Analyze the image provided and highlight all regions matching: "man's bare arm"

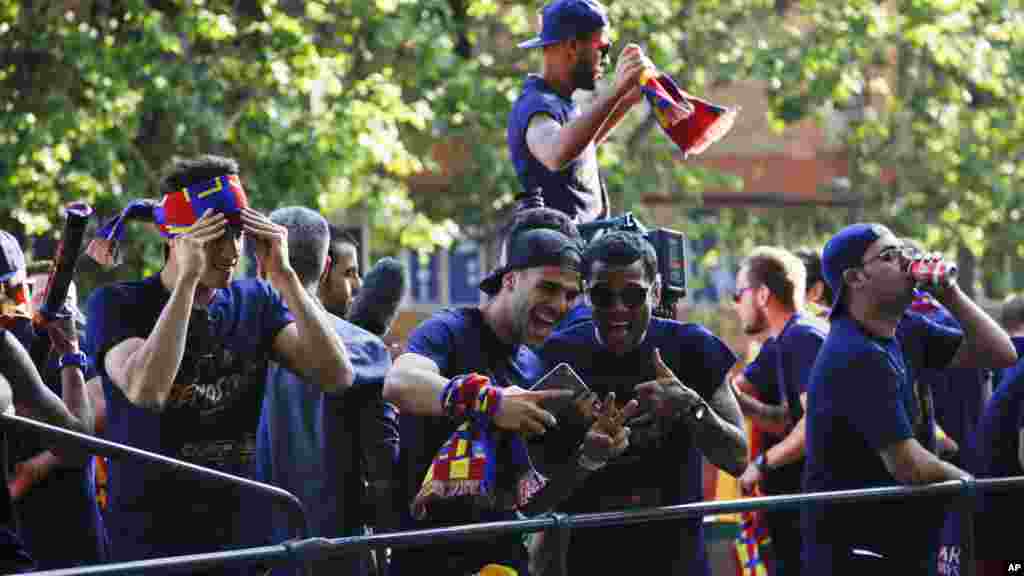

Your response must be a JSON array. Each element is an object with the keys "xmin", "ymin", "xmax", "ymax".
[
  {"xmin": 761, "ymin": 393, "xmax": 807, "ymax": 468},
  {"xmin": 105, "ymin": 211, "xmax": 228, "ymax": 409},
  {"xmin": 1, "ymin": 331, "xmax": 88, "ymax": 434},
  {"xmin": 382, "ymin": 352, "xmax": 447, "ymax": 417},
  {"xmin": 105, "ymin": 275, "xmax": 195, "ymax": 410},
  {"xmin": 594, "ymin": 86, "xmax": 642, "ymax": 146},
  {"xmin": 879, "ymin": 437, "xmax": 970, "ymax": 485},
  {"xmin": 942, "ymin": 284, "xmax": 1017, "ymax": 369},
  {"xmin": 731, "ymin": 375, "xmax": 790, "ymax": 435},
  {"xmin": 383, "ymin": 352, "xmax": 567, "ymax": 435},
  {"xmin": 526, "ymin": 44, "xmax": 648, "ymax": 171},
  {"xmin": 691, "ymin": 378, "xmax": 749, "ymax": 477}
]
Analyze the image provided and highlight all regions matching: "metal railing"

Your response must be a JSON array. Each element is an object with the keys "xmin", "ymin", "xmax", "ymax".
[
  {"xmin": 0, "ymin": 413, "xmax": 311, "ymax": 556},
  {"xmin": 23, "ymin": 473, "xmax": 1024, "ymax": 576}
]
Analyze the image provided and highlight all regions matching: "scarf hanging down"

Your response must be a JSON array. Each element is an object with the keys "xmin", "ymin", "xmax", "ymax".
[{"xmin": 413, "ymin": 373, "xmax": 547, "ymax": 520}]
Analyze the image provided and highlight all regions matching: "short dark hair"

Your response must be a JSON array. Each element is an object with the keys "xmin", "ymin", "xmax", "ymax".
[
  {"xmin": 270, "ymin": 207, "xmax": 330, "ymax": 287},
  {"xmin": 795, "ymin": 247, "xmax": 833, "ymax": 305},
  {"xmin": 742, "ymin": 246, "xmax": 806, "ymax": 311},
  {"xmin": 328, "ymin": 224, "xmax": 360, "ymax": 249},
  {"xmin": 583, "ymin": 231, "xmax": 657, "ymax": 283},
  {"xmin": 498, "ymin": 206, "xmax": 580, "ymax": 263},
  {"xmin": 1002, "ymin": 296, "xmax": 1024, "ymax": 333},
  {"xmin": 159, "ymin": 155, "xmax": 240, "ymax": 195}
]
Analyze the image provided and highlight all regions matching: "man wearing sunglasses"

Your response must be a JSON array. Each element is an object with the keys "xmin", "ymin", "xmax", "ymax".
[
  {"xmin": 539, "ymin": 230, "xmax": 747, "ymax": 575},
  {"xmin": 802, "ymin": 223, "xmax": 1017, "ymax": 575},
  {"xmin": 726, "ymin": 246, "xmax": 825, "ymax": 576},
  {"xmin": 509, "ymin": 0, "xmax": 651, "ymax": 223}
]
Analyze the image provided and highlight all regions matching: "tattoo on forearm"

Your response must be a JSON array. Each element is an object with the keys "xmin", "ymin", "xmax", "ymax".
[
  {"xmin": 738, "ymin": 394, "xmax": 790, "ymax": 425},
  {"xmin": 691, "ymin": 383, "xmax": 748, "ymax": 477}
]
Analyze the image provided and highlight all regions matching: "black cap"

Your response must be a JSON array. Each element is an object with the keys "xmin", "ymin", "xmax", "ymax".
[{"xmin": 479, "ymin": 228, "xmax": 583, "ymax": 295}]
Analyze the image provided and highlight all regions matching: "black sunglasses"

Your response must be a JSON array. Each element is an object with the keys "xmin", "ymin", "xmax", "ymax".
[{"xmin": 589, "ymin": 284, "xmax": 649, "ymax": 309}]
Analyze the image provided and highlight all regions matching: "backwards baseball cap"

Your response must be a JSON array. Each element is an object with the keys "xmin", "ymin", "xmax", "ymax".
[
  {"xmin": 0, "ymin": 231, "xmax": 26, "ymax": 284},
  {"xmin": 87, "ymin": 174, "xmax": 249, "ymax": 268},
  {"xmin": 822, "ymin": 223, "xmax": 887, "ymax": 319},
  {"xmin": 479, "ymin": 227, "xmax": 583, "ymax": 295},
  {"xmin": 518, "ymin": 0, "xmax": 609, "ymax": 49}
]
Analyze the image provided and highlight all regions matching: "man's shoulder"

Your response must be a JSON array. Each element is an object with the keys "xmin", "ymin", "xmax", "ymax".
[
  {"xmin": 783, "ymin": 317, "xmax": 827, "ymax": 347},
  {"xmin": 328, "ymin": 312, "xmax": 386, "ymax": 349},
  {"xmin": 650, "ymin": 318, "xmax": 729, "ymax": 350},
  {"xmin": 511, "ymin": 76, "xmax": 570, "ymax": 118},
  {"xmin": 407, "ymin": 307, "xmax": 482, "ymax": 347},
  {"xmin": 545, "ymin": 319, "xmax": 594, "ymax": 349},
  {"xmin": 419, "ymin": 307, "xmax": 480, "ymax": 331},
  {"xmin": 816, "ymin": 321, "xmax": 897, "ymax": 378}
]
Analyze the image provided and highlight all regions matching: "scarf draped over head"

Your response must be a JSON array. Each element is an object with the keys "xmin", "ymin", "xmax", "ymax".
[{"xmin": 86, "ymin": 174, "xmax": 249, "ymax": 268}]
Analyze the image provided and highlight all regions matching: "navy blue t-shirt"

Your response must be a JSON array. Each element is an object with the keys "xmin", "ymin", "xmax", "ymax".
[
  {"xmin": 86, "ymin": 275, "xmax": 293, "ymax": 565},
  {"xmin": 803, "ymin": 313, "xmax": 961, "ymax": 572},
  {"xmin": 540, "ymin": 317, "xmax": 737, "ymax": 576},
  {"xmin": 255, "ymin": 314, "xmax": 390, "ymax": 576},
  {"xmin": 393, "ymin": 308, "xmax": 542, "ymax": 575},
  {"xmin": 937, "ymin": 336, "xmax": 1024, "ymax": 574},
  {"xmin": 967, "ymin": 353, "xmax": 1024, "ymax": 560},
  {"xmin": 752, "ymin": 315, "xmax": 824, "ymax": 495},
  {"xmin": 507, "ymin": 75, "xmax": 608, "ymax": 223},
  {"xmin": 743, "ymin": 338, "xmax": 782, "ymax": 407}
]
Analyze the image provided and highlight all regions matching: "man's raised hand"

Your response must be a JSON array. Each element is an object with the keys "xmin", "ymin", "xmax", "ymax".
[
  {"xmin": 493, "ymin": 386, "xmax": 574, "ymax": 436},
  {"xmin": 634, "ymin": 348, "xmax": 704, "ymax": 418},
  {"xmin": 241, "ymin": 207, "xmax": 290, "ymax": 281},
  {"xmin": 171, "ymin": 209, "xmax": 225, "ymax": 283},
  {"xmin": 582, "ymin": 392, "xmax": 639, "ymax": 462}
]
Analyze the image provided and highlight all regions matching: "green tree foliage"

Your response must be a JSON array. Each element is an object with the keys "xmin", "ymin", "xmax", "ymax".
[
  {"xmin": 0, "ymin": 0, "xmax": 1021, "ymax": 299},
  {"xmin": 758, "ymin": 0, "xmax": 1024, "ymax": 295}
]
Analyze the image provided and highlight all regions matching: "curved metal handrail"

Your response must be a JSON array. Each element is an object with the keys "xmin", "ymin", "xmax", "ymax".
[
  {"xmin": 28, "ymin": 476, "xmax": 1024, "ymax": 576},
  {"xmin": 0, "ymin": 413, "xmax": 310, "ymax": 542}
]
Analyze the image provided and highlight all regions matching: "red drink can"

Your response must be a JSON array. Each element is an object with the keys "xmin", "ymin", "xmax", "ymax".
[{"xmin": 909, "ymin": 257, "xmax": 958, "ymax": 288}]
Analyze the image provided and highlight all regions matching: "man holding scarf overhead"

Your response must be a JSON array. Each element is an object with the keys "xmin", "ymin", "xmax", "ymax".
[
  {"xmin": 508, "ymin": 0, "xmax": 650, "ymax": 223},
  {"xmin": 85, "ymin": 155, "xmax": 353, "ymax": 569}
]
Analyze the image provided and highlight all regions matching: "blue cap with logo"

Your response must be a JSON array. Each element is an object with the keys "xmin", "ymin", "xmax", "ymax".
[
  {"xmin": 822, "ymin": 223, "xmax": 887, "ymax": 318},
  {"xmin": 518, "ymin": 0, "xmax": 610, "ymax": 49},
  {"xmin": 0, "ymin": 231, "xmax": 26, "ymax": 284}
]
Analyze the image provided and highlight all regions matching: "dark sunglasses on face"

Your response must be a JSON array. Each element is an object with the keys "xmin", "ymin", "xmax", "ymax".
[{"xmin": 589, "ymin": 284, "xmax": 648, "ymax": 309}]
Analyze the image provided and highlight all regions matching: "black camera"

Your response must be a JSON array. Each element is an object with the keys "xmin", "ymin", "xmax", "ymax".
[{"xmin": 513, "ymin": 193, "xmax": 688, "ymax": 317}]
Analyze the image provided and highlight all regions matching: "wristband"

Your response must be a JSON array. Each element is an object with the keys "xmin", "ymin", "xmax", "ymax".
[
  {"xmin": 439, "ymin": 373, "xmax": 503, "ymax": 422},
  {"xmin": 58, "ymin": 351, "xmax": 88, "ymax": 372}
]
